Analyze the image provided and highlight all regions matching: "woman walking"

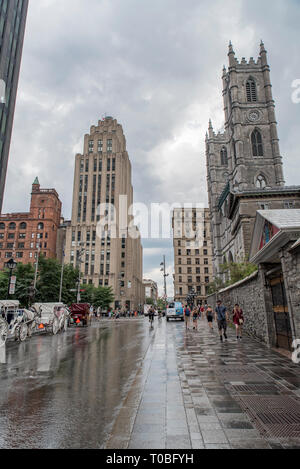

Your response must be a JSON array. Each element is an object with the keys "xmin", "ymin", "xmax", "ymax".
[
  {"xmin": 184, "ymin": 305, "xmax": 191, "ymax": 331},
  {"xmin": 233, "ymin": 304, "xmax": 244, "ymax": 340},
  {"xmin": 192, "ymin": 307, "xmax": 198, "ymax": 331},
  {"xmin": 206, "ymin": 305, "xmax": 214, "ymax": 331}
]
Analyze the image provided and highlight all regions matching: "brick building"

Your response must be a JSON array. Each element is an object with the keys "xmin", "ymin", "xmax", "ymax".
[{"xmin": 0, "ymin": 178, "xmax": 62, "ymax": 269}]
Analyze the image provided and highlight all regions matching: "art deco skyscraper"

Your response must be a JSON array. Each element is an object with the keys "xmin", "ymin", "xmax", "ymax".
[
  {"xmin": 65, "ymin": 117, "xmax": 144, "ymax": 311},
  {"xmin": 0, "ymin": 0, "xmax": 29, "ymax": 211}
]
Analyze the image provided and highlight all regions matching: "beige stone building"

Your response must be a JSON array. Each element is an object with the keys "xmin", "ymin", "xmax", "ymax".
[
  {"xmin": 143, "ymin": 279, "xmax": 158, "ymax": 305},
  {"xmin": 64, "ymin": 117, "xmax": 144, "ymax": 311},
  {"xmin": 172, "ymin": 208, "xmax": 213, "ymax": 305}
]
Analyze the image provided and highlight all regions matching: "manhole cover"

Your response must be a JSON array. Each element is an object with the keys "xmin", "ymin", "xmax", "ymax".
[{"xmin": 236, "ymin": 396, "xmax": 300, "ymax": 439}]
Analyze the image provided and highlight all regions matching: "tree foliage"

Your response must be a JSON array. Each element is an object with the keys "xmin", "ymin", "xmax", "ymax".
[
  {"xmin": 145, "ymin": 297, "xmax": 154, "ymax": 305},
  {"xmin": 0, "ymin": 256, "xmax": 113, "ymax": 308},
  {"xmin": 207, "ymin": 260, "xmax": 258, "ymax": 294},
  {"xmin": 80, "ymin": 284, "xmax": 114, "ymax": 309}
]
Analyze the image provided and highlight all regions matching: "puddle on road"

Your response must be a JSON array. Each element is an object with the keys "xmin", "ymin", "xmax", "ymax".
[{"xmin": 0, "ymin": 320, "xmax": 150, "ymax": 449}]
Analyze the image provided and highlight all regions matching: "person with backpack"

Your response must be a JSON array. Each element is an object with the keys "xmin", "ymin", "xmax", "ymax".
[
  {"xmin": 233, "ymin": 304, "xmax": 244, "ymax": 340},
  {"xmin": 184, "ymin": 305, "xmax": 191, "ymax": 331},
  {"xmin": 192, "ymin": 307, "xmax": 199, "ymax": 331},
  {"xmin": 215, "ymin": 300, "xmax": 229, "ymax": 342}
]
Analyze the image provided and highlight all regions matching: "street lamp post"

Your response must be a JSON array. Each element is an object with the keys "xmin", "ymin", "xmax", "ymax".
[
  {"xmin": 186, "ymin": 287, "xmax": 196, "ymax": 309},
  {"xmin": 76, "ymin": 247, "xmax": 85, "ymax": 303},
  {"xmin": 5, "ymin": 258, "xmax": 17, "ymax": 298},
  {"xmin": 160, "ymin": 256, "xmax": 169, "ymax": 308},
  {"xmin": 59, "ymin": 243, "xmax": 66, "ymax": 303}
]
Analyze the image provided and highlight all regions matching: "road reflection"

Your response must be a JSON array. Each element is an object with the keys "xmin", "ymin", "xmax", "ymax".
[{"xmin": 0, "ymin": 320, "xmax": 149, "ymax": 448}]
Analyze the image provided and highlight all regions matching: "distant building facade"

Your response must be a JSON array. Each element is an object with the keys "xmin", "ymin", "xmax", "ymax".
[
  {"xmin": 0, "ymin": 0, "xmax": 29, "ymax": 211},
  {"xmin": 206, "ymin": 42, "xmax": 300, "ymax": 278},
  {"xmin": 143, "ymin": 279, "xmax": 158, "ymax": 304},
  {"xmin": 64, "ymin": 117, "xmax": 144, "ymax": 311},
  {"xmin": 172, "ymin": 207, "xmax": 213, "ymax": 305},
  {"xmin": 0, "ymin": 178, "xmax": 62, "ymax": 269}
]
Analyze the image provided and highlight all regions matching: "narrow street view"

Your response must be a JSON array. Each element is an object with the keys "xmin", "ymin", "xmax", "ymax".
[{"xmin": 1, "ymin": 317, "xmax": 299, "ymax": 449}]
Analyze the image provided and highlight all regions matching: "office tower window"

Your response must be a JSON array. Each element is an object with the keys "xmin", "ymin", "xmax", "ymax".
[
  {"xmin": 98, "ymin": 140, "xmax": 103, "ymax": 153},
  {"xmin": 107, "ymin": 139, "xmax": 112, "ymax": 153},
  {"xmin": 88, "ymin": 140, "xmax": 94, "ymax": 154}
]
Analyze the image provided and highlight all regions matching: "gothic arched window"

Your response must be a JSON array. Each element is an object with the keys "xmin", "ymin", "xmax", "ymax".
[
  {"xmin": 220, "ymin": 147, "xmax": 228, "ymax": 166},
  {"xmin": 256, "ymin": 174, "xmax": 267, "ymax": 189},
  {"xmin": 246, "ymin": 78, "xmax": 257, "ymax": 102},
  {"xmin": 9, "ymin": 223, "xmax": 16, "ymax": 230},
  {"xmin": 20, "ymin": 222, "xmax": 27, "ymax": 230},
  {"xmin": 251, "ymin": 129, "xmax": 263, "ymax": 157}
]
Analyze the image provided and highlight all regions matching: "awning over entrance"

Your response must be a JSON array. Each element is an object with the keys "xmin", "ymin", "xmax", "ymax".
[{"xmin": 250, "ymin": 209, "xmax": 300, "ymax": 264}]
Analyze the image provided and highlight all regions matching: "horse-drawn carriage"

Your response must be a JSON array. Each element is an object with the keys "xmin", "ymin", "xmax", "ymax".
[
  {"xmin": 32, "ymin": 303, "xmax": 70, "ymax": 335},
  {"xmin": 0, "ymin": 300, "xmax": 38, "ymax": 345}
]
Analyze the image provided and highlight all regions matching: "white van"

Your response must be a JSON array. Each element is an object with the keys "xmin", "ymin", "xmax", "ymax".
[{"xmin": 166, "ymin": 302, "xmax": 184, "ymax": 322}]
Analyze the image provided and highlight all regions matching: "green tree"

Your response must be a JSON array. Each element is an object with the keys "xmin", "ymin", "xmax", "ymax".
[
  {"xmin": 207, "ymin": 259, "xmax": 258, "ymax": 294},
  {"xmin": 221, "ymin": 260, "xmax": 258, "ymax": 286},
  {"xmin": 34, "ymin": 256, "xmax": 79, "ymax": 305},
  {"xmin": 0, "ymin": 270, "xmax": 9, "ymax": 300},
  {"xmin": 79, "ymin": 284, "xmax": 95, "ymax": 304},
  {"xmin": 35, "ymin": 256, "xmax": 61, "ymax": 303},
  {"xmin": 145, "ymin": 297, "xmax": 154, "ymax": 305},
  {"xmin": 14, "ymin": 263, "xmax": 35, "ymax": 306},
  {"xmin": 93, "ymin": 287, "xmax": 114, "ymax": 310},
  {"xmin": 61, "ymin": 264, "xmax": 80, "ymax": 305}
]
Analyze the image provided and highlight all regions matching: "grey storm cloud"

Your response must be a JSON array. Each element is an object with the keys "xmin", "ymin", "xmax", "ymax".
[{"xmin": 4, "ymin": 0, "xmax": 300, "ymax": 295}]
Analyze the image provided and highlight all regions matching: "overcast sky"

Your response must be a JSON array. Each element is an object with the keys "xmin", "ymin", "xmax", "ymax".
[{"xmin": 3, "ymin": 0, "xmax": 300, "ymax": 296}]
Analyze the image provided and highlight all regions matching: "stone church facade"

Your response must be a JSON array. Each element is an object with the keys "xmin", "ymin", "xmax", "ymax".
[{"xmin": 206, "ymin": 42, "xmax": 300, "ymax": 277}]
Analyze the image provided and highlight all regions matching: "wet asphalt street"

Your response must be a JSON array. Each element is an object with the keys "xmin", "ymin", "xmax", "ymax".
[
  {"xmin": 0, "ymin": 318, "xmax": 150, "ymax": 449},
  {"xmin": 0, "ymin": 316, "xmax": 300, "ymax": 449}
]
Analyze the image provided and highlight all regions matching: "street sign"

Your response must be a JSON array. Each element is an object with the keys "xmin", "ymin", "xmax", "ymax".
[
  {"xmin": 69, "ymin": 289, "xmax": 77, "ymax": 292},
  {"xmin": 10, "ymin": 276, "xmax": 17, "ymax": 285},
  {"xmin": 9, "ymin": 284, "xmax": 15, "ymax": 295}
]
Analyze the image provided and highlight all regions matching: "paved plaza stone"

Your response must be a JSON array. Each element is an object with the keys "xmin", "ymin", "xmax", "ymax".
[{"xmin": 105, "ymin": 317, "xmax": 300, "ymax": 450}]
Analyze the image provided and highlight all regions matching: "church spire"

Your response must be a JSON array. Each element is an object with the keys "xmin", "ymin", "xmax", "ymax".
[
  {"xmin": 260, "ymin": 40, "xmax": 268, "ymax": 66},
  {"xmin": 208, "ymin": 119, "xmax": 214, "ymax": 138},
  {"xmin": 228, "ymin": 41, "xmax": 236, "ymax": 67}
]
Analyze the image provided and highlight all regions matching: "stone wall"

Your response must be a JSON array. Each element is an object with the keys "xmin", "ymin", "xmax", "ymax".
[
  {"xmin": 281, "ymin": 246, "xmax": 300, "ymax": 342},
  {"xmin": 207, "ymin": 269, "xmax": 272, "ymax": 345}
]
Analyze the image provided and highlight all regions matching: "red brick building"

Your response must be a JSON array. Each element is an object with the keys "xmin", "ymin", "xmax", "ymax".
[{"xmin": 0, "ymin": 178, "xmax": 62, "ymax": 269}]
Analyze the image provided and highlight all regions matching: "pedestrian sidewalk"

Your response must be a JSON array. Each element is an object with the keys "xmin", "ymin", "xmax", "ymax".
[{"xmin": 105, "ymin": 318, "xmax": 300, "ymax": 449}]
